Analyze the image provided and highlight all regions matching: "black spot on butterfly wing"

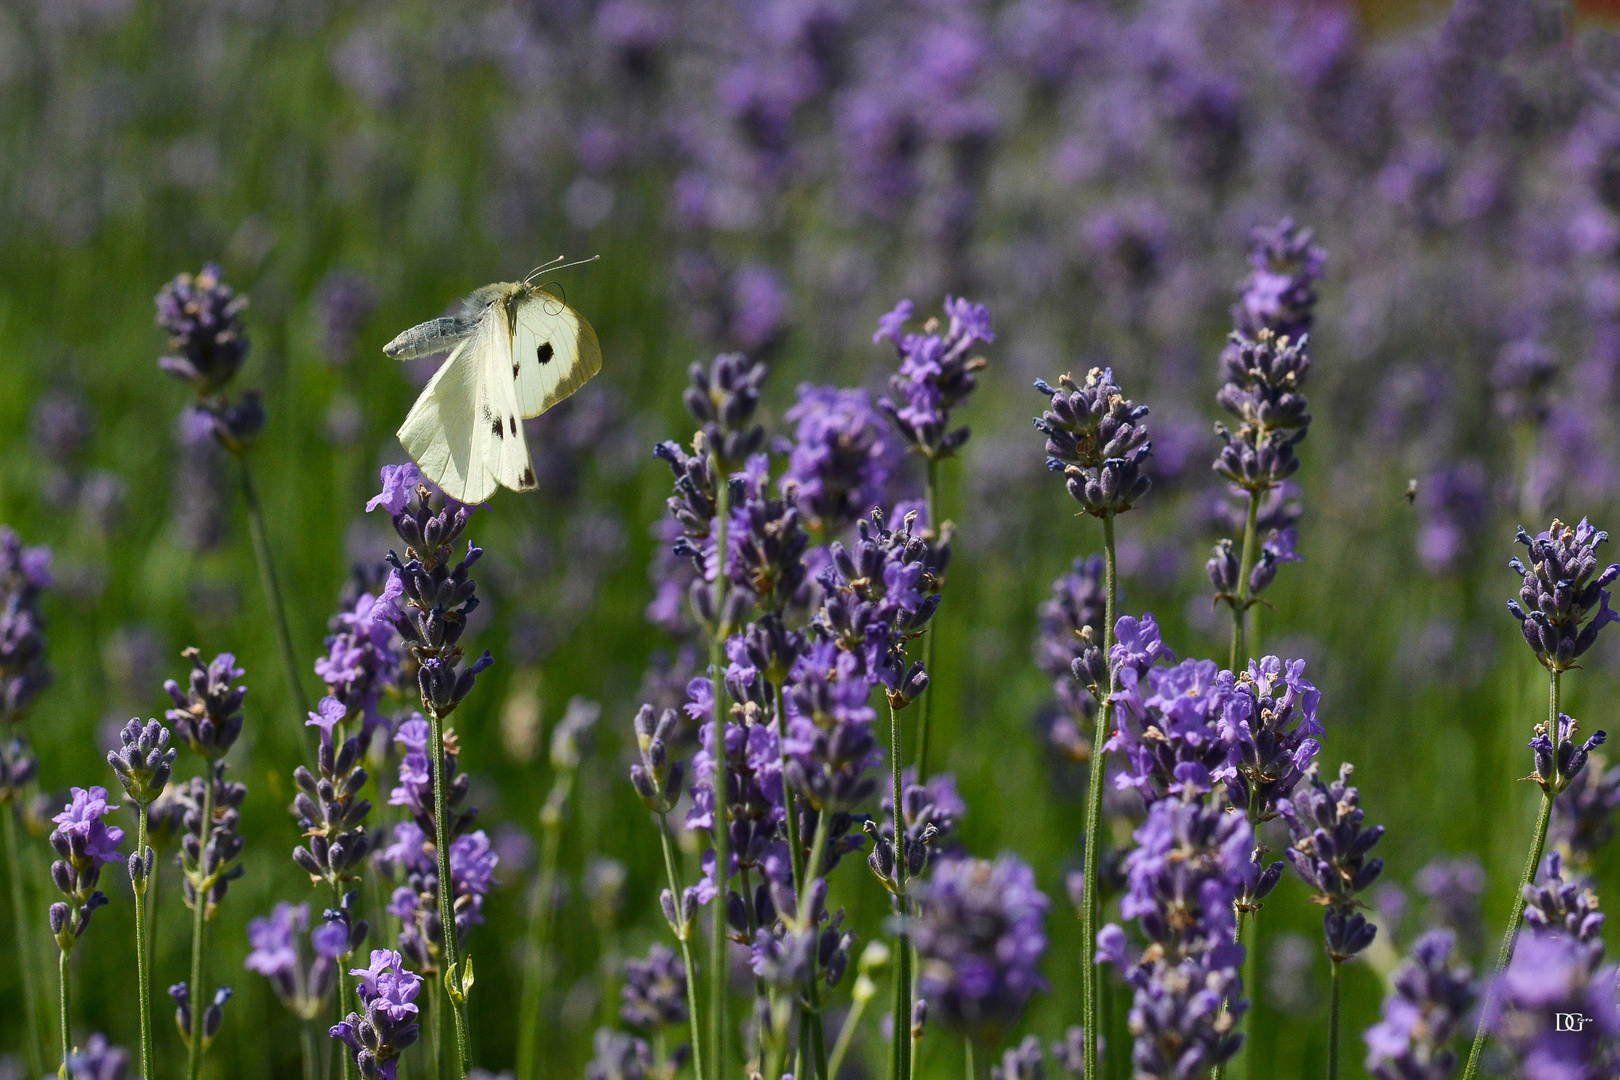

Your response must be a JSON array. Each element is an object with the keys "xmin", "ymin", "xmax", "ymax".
[
  {"xmin": 508, "ymin": 415, "xmax": 517, "ymax": 436},
  {"xmin": 536, "ymin": 342, "xmax": 554, "ymax": 365},
  {"xmin": 520, "ymin": 466, "xmax": 535, "ymax": 487},
  {"xmin": 483, "ymin": 403, "xmax": 503, "ymax": 440},
  {"xmin": 512, "ymin": 362, "xmax": 520, "ymax": 379}
]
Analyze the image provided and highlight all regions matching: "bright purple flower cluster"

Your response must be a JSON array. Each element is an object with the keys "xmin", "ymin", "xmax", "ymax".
[
  {"xmin": 1216, "ymin": 657, "xmax": 1324, "ymax": 823},
  {"xmin": 379, "ymin": 820, "xmax": 497, "ymax": 972},
  {"xmin": 47, "ymin": 786, "xmax": 124, "ymax": 950},
  {"xmin": 1034, "ymin": 368, "xmax": 1153, "ymax": 518},
  {"xmin": 0, "ymin": 526, "xmax": 52, "ymax": 725},
  {"xmin": 331, "ymin": 950, "xmax": 422, "ymax": 1080},
  {"xmin": 1282, "ymin": 763, "xmax": 1384, "ymax": 962},
  {"xmin": 727, "ymin": 454, "xmax": 811, "ymax": 613},
  {"xmin": 782, "ymin": 640, "xmax": 881, "ymax": 816},
  {"xmin": 814, "ymin": 509, "xmax": 939, "ymax": 696},
  {"xmin": 367, "ymin": 463, "xmax": 493, "ymax": 718},
  {"xmin": 912, "ymin": 853, "xmax": 1050, "ymax": 1044},
  {"xmin": 315, "ymin": 576, "xmax": 401, "ymax": 735},
  {"xmin": 875, "ymin": 296, "xmax": 993, "ymax": 461},
  {"xmin": 1108, "ymin": 654, "xmax": 1230, "ymax": 806},
  {"xmin": 780, "ymin": 384, "xmax": 901, "ymax": 538},
  {"xmin": 1507, "ymin": 518, "xmax": 1620, "ymax": 672},
  {"xmin": 1097, "ymin": 794, "xmax": 1249, "ymax": 1080},
  {"xmin": 1485, "ymin": 930, "xmax": 1619, "ymax": 1080},
  {"xmin": 244, "ymin": 901, "xmax": 351, "ymax": 1021},
  {"xmin": 1363, "ymin": 930, "xmax": 1476, "ymax": 1080}
]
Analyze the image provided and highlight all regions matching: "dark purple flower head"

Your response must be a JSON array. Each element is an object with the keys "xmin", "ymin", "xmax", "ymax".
[
  {"xmin": 1552, "ymin": 754, "xmax": 1620, "ymax": 865},
  {"xmin": 331, "ymin": 949, "xmax": 421, "ymax": 1080},
  {"xmin": 1033, "ymin": 368, "xmax": 1153, "ymax": 518},
  {"xmin": 368, "ymin": 466, "xmax": 492, "ymax": 719},
  {"xmin": 913, "ymin": 853, "xmax": 1049, "ymax": 1044},
  {"xmin": 1213, "ymin": 329, "xmax": 1312, "ymax": 493},
  {"xmin": 107, "ymin": 717, "xmax": 176, "ymax": 806},
  {"xmin": 1486, "ymin": 930, "xmax": 1619, "ymax": 1080},
  {"xmin": 386, "ymin": 714, "xmax": 474, "ymax": 840},
  {"xmin": 245, "ymin": 901, "xmax": 343, "ymax": 1021},
  {"xmin": 1098, "ymin": 794, "xmax": 1249, "ymax": 1080},
  {"xmin": 163, "ymin": 647, "xmax": 247, "ymax": 762},
  {"xmin": 156, "ymin": 263, "xmax": 249, "ymax": 395},
  {"xmin": 1529, "ymin": 714, "xmax": 1607, "ymax": 796},
  {"xmin": 63, "ymin": 1032, "xmax": 129, "ymax": 1080},
  {"xmin": 683, "ymin": 353, "xmax": 769, "ymax": 471},
  {"xmin": 170, "ymin": 983, "xmax": 233, "ymax": 1049},
  {"xmin": 1282, "ymin": 762, "xmax": 1384, "ymax": 961},
  {"xmin": 781, "ymin": 384, "xmax": 902, "ymax": 537},
  {"xmin": 816, "ymin": 509, "xmax": 939, "ymax": 693},
  {"xmin": 1507, "ymin": 518, "xmax": 1620, "ymax": 672},
  {"xmin": 1363, "ymin": 930, "xmax": 1476, "ymax": 1080},
  {"xmin": 0, "ymin": 526, "xmax": 53, "ymax": 724},
  {"xmin": 291, "ymin": 691, "xmax": 376, "ymax": 888},
  {"xmin": 1108, "ymin": 657, "xmax": 1229, "ymax": 805},
  {"xmin": 1036, "ymin": 555, "xmax": 1106, "ymax": 720},
  {"xmin": 783, "ymin": 640, "xmax": 881, "ymax": 814},
  {"xmin": 876, "ymin": 296, "xmax": 993, "ymax": 461},
  {"xmin": 728, "ymin": 455, "xmax": 810, "ymax": 613},
  {"xmin": 1523, "ymin": 852, "xmax": 1605, "ymax": 945},
  {"xmin": 1215, "ymin": 656, "xmax": 1323, "ymax": 823},
  {"xmin": 1231, "ymin": 219, "xmax": 1327, "ymax": 345},
  {"xmin": 621, "ymin": 943, "xmax": 689, "ymax": 1032}
]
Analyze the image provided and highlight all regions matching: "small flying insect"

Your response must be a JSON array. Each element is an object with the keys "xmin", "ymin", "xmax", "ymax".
[
  {"xmin": 385, "ymin": 257, "xmax": 602, "ymax": 504},
  {"xmin": 1404, "ymin": 478, "xmax": 1418, "ymax": 505}
]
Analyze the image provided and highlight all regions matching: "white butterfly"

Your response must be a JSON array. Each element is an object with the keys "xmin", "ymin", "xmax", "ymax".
[{"xmin": 385, "ymin": 271, "xmax": 602, "ymax": 504}]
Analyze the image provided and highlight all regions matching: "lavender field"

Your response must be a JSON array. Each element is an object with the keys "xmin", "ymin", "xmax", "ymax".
[{"xmin": 3, "ymin": 1, "xmax": 1620, "ymax": 1078}]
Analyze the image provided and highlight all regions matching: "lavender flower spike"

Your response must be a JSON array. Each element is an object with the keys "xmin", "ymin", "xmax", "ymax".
[
  {"xmin": 1485, "ymin": 930, "xmax": 1619, "ymax": 1080},
  {"xmin": 1507, "ymin": 518, "xmax": 1620, "ymax": 672},
  {"xmin": 1033, "ymin": 368, "xmax": 1153, "ymax": 518},
  {"xmin": 330, "ymin": 949, "xmax": 422, "ymax": 1080},
  {"xmin": 876, "ymin": 296, "xmax": 993, "ymax": 461},
  {"xmin": 1282, "ymin": 763, "xmax": 1384, "ymax": 963},
  {"xmin": 1363, "ymin": 930, "xmax": 1476, "ymax": 1080},
  {"xmin": 48, "ymin": 786, "xmax": 124, "ymax": 951}
]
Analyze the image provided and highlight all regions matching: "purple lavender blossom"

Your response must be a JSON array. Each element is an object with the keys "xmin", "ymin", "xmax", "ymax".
[
  {"xmin": 727, "ymin": 454, "xmax": 810, "ymax": 612},
  {"xmin": 1415, "ymin": 462, "xmax": 1489, "ymax": 576},
  {"xmin": 162, "ymin": 648, "xmax": 246, "ymax": 761},
  {"xmin": 62, "ymin": 1033, "xmax": 130, "ymax": 1080},
  {"xmin": 682, "ymin": 352, "xmax": 769, "ymax": 471},
  {"xmin": 875, "ymin": 296, "xmax": 993, "ymax": 461},
  {"xmin": 106, "ymin": 718, "xmax": 175, "ymax": 808},
  {"xmin": 1552, "ymin": 754, "xmax": 1620, "ymax": 865},
  {"xmin": 1213, "ymin": 329, "xmax": 1312, "ymax": 493},
  {"xmin": 1415, "ymin": 855, "xmax": 1487, "ymax": 953},
  {"xmin": 1033, "ymin": 368, "xmax": 1153, "ymax": 518},
  {"xmin": 291, "ymin": 694, "xmax": 375, "ymax": 889},
  {"xmin": 815, "ymin": 509, "xmax": 938, "ymax": 695},
  {"xmin": 585, "ymin": 1028, "xmax": 653, "ymax": 1080},
  {"xmin": 0, "ymin": 527, "xmax": 53, "ymax": 724},
  {"xmin": 1216, "ymin": 657, "xmax": 1324, "ymax": 823},
  {"xmin": 1107, "ymin": 657, "xmax": 1231, "ymax": 805},
  {"xmin": 1036, "ymin": 555, "xmax": 1106, "ymax": 722},
  {"xmin": 176, "ymin": 766, "xmax": 247, "ymax": 916},
  {"xmin": 244, "ymin": 902, "xmax": 346, "ymax": 1020},
  {"xmin": 1523, "ymin": 853, "xmax": 1605, "ymax": 945},
  {"xmin": 48, "ymin": 786, "xmax": 124, "ymax": 950},
  {"xmin": 1507, "ymin": 518, "xmax": 1620, "ymax": 672},
  {"xmin": 1231, "ymin": 218, "xmax": 1327, "ymax": 345},
  {"xmin": 912, "ymin": 853, "xmax": 1049, "ymax": 1044},
  {"xmin": 331, "ymin": 949, "xmax": 421, "ymax": 1080},
  {"xmin": 991, "ymin": 1035, "xmax": 1045, "ymax": 1080},
  {"xmin": 1485, "ymin": 931, "xmax": 1619, "ymax": 1080},
  {"xmin": 1282, "ymin": 763, "xmax": 1384, "ymax": 961},
  {"xmin": 780, "ymin": 384, "xmax": 902, "ymax": 537},
  {"xmin": 315, "ymin": 577, "xmax": 401, "ymax": 736},
  {"xmin": 1363, "ymin": 930, "xmax": 1476, "ymax": 1080},
  {"xmin": 169, "ymin": 984, "xmax": 233, "ymax": 1051},
  {"xmin": 1097, "ymin": 794, "xmax": 1249, "ymax": 1080},
  {"xmin": 155, "ymin": 264, "xmax": 249, "ymax": 395},
  {"xmin": 1529, "ymin": 714, "xmax": 1607, "ymax": 797},
  {"xmin": 783, "ymin": 639, "xmax": 881, "ymax": 816},
  {"xmin": 620, "ymin": 943, "xmax": 689, "ymax": 1032},
  {"xmin": 379, "ymin": 821, "xmax": 497, "ymax": 971}
]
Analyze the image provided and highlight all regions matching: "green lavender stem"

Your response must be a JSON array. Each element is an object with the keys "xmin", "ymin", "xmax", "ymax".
[
  {"xmin": 516, "ymin": 772, "xmax": 570, "ymax": 1080},
  {"xmin": 4, "ymin": 806, "xmax": 45, "ymax": 1078},
  {"xmin": 331, "ymin": 881, "xmax": 353, "ymax": 1080},
  {"xmin": 708, "ymin": 471, "xmax": 734, "ymax": 1080},
  {"xmin": 825, "ymin": 969, "xmax": 874, "ymax": 1080},
  {"xmin": 915, "ymin": 457, "xmax": 940, "ymax": 778},
  {"xmin": 888, "ymin": 700, "xmax": 912, "ymax": 1080},
  {"xmin": 132, "ymin": 811, "xmax": 156, "ymax": 1080},
  {"xmin": 57, "ymin": 944, "xmax": 71, "ymax": 1078},
  {"xmin": 772, "ymin": 681, "xmax": 829, "ymax": 1080},
  {"xmin": 240, "ymin": 457, "xmax": 312, "ymax": 721},
  {"xmin": 1078, "ymin": 515, "xmax": 1118, "ymax": 1080},
  {"xmin": 1462, "ymin": 667, "xmax": 1562, "ymax": 1080},
  {"xmin": 655, "ymin": 813, "xmax": 706, "ymax": 1080},
  {"xmin": 1327, "ymin": 958, "xmax": 1342, "ymax": 1080},
  {"xmin": 426, "ymin": 704, "xmax": 471, "ymax": 1080},
  {"xmin": 1228, "ymin": 489, "xmax": 1261, "ymax": 672},
  {"xmin": 963, "ymin": 1038, "xmax": 976, "ymax": 1080},
  {"xmin": 302, "ymin": 1020, "xmax": 320, "ymax": 1080},
  {"xmin": 187, "ymin": 773, "xmax": 215, "ymax": 1080}
]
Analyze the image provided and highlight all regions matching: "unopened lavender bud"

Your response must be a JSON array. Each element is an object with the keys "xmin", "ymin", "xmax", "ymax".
[
  {"xmin": 911, "ymin": 999, "xmax": 928, "ymax": 1037},
  {"xmin": 49, "ymin": 901, "xmax": 68, "ymax": 936},
  {"xmin": 1207, "ymin": 539, "xmax": 1239, "ymax": 595},
  {"xmin": 202, "ymin": 986, "xmax": 232, "ymax": 1040},
  {"xmin": 660, "ymin": 889, "xmax": 681, "ymax": 933},
  {"xmin": 170, "ymin": 983, "xmax": 192, "ymax": 1038}
]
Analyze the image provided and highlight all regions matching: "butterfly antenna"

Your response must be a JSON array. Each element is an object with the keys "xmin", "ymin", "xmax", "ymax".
[
  {"xmin": 522, "ymin": 255, "xmax": 568, "ymax": 285},
  {"xmin": 538, "ymin": 254, "xmax": 601, "ymax": 279}
]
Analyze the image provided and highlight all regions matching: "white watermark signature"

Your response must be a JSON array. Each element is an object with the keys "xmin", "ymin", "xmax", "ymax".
[{"xmin": 1555, "ymin": 1013, "xmax": 1593, "ymax": 1032}]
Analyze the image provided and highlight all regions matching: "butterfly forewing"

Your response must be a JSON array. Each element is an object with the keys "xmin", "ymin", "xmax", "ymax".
[
  {"xmin": 480, "ymin": 306, "xmax": 538, "ymax": 493},
  {"xmin": 511, "ymin": 288, "xmax": 603, "ymax": 417}
]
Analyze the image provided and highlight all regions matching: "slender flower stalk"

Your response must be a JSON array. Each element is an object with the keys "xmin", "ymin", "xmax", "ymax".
[
  {"xmin": 1464, "ymin": 518, "xmax": 1619, "ymax": 1080},
  {"xmin": 1033, "ymin": 366, "xmax": 1153, "ymax": 1079},
  {"xmin": 107, "ymin": 719, "xmax": 176, "ymax": 1080},
  {"xmin": 826, "ymin": 943, "xmax": 887, "ymax": 1080}
]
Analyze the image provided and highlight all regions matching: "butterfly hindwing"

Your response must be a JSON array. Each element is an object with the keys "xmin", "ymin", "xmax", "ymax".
[
  {"xmin": 479, "ymin": 305, "xmax": 538, "ymax": 494},
  {"xmin": 511, "ymin": 288, "xmax": 603, "ymax": 417}
]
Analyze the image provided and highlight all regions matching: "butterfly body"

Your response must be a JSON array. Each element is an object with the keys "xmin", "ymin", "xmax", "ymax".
[{"xmin": 388, "ymin": 281, "xmax": 601, "ymax": 504}]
